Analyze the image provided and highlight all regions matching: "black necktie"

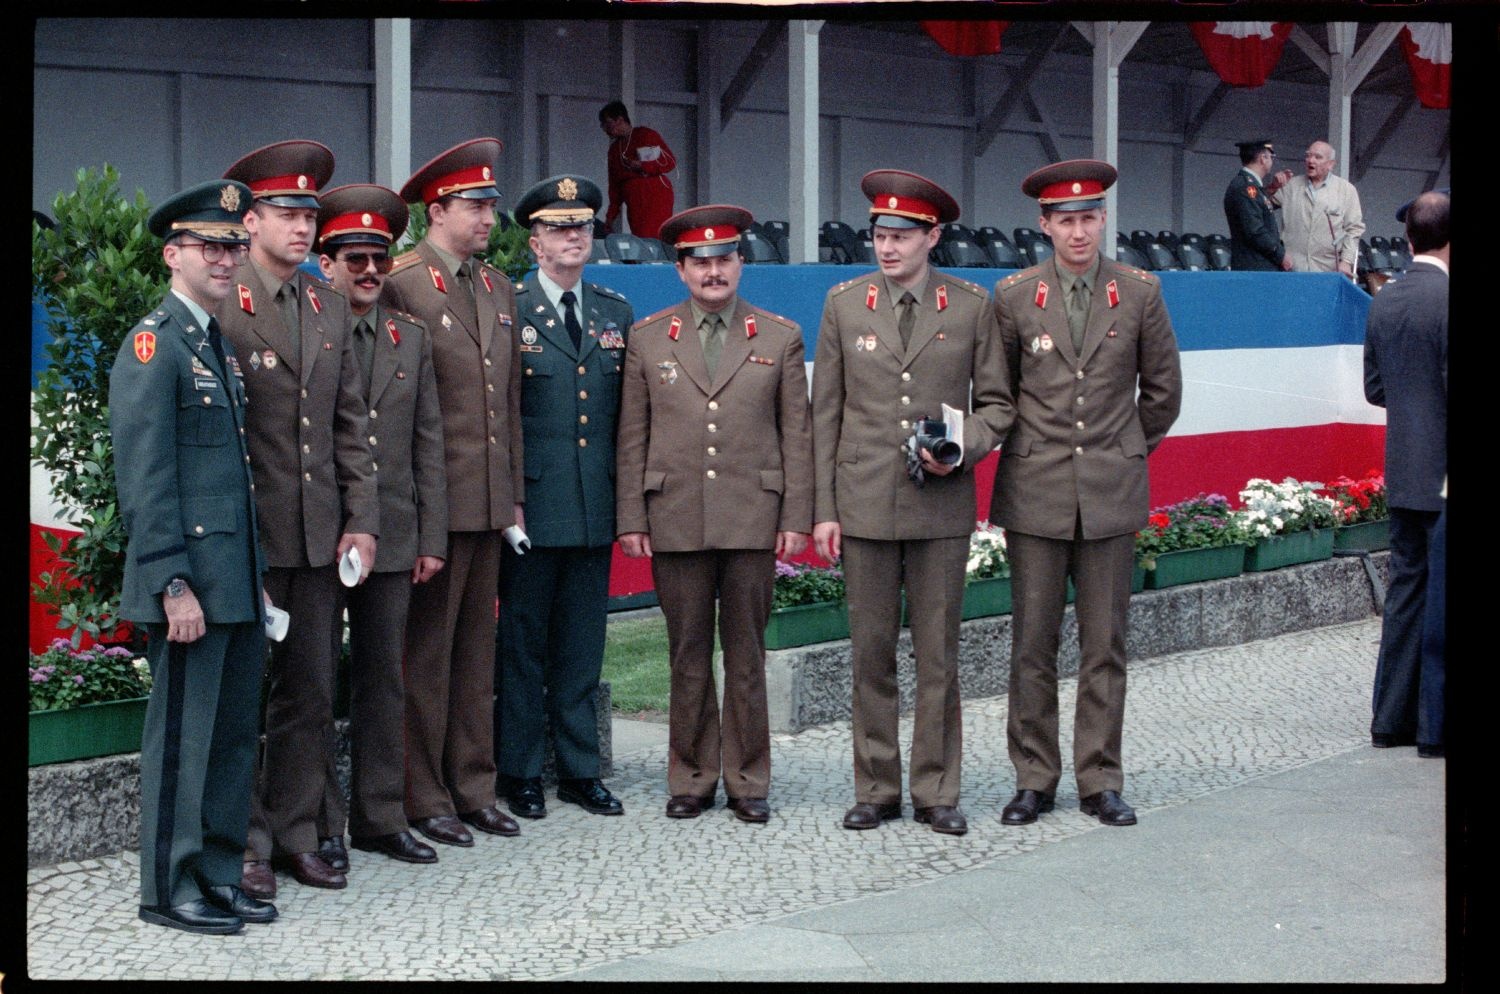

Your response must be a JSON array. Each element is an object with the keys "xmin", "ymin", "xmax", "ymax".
[
  {"xmin": 207, "ymin": 316, "xmax": 228, "ymax": 376},
  {"xmin": 898, "ymin": 292, "xmax": 917, "ymax": 351},
  {"xmin": 354, "ymin": 319, "xmax": 375, "ymax": 396},
  {"xmin": 560, "ymin": 290, "xmax": 583, "ymax": 351}
]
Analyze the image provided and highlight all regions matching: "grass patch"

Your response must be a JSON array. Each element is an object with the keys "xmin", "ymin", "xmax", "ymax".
[{"xmin": 602, "ymin": 616, "xmax": 672, "ymax": 713}]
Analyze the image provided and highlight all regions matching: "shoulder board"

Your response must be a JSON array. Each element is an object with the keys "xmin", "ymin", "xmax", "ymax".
[
  {"xmin": 478, "ymin": 262, "xmax": 510, "ymax": 287},
  {"xmin": 943, "ymin": 277, "xmax": 987, "ymax": 299},
  {"xmin": 997, "ymin": 266, "xmax": 1042, "ymax": 291},
  {"xmin": 385, "ymin": 308, "xmax": 424, "ymax": 328},
  {"xmin": 634, "ymin": 304, "xmax": 679, "ymax": 330},
  {"xmin": 389, "ymin": 253, "xmax": 424, "ymax": 274},
  {"xmin": 135, "ymin": 307, "xmax": 174, "ymax": 333},
  {"xmin": 749, "ymin": 307, "xmax": 798, "ymax": 332},
  {"xmin": 305, "ymin": 274, "xmax": 334, "ymax": 290},
  {"xmin": 829, "ymin": 272, "xmax": 879, "ymax": 297},
  {"xmin": 588, "ymin": 282, "xmax": 629, "ymax": 304},
  {"xmin": 1113, "ymin": 264, "xmax": 1160, "ymax": 286}
]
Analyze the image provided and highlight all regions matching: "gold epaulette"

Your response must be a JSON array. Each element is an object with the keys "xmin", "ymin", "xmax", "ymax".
[
  {"xmin": 634, "ymin": 304, "xmax": 679, "ymax": 331},
  {"xmin": 389, "ymin": 252, "xmax": 424, "ymax": 274}
]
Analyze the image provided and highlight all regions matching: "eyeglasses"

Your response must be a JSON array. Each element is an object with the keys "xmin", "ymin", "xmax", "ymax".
[
  {"xmin": 177, "ymin": 240, "xmax": 249, "ymax": 263},
  {"xmin": 336, "ymin": 251, "xmax": 393, "ymax": 274}
]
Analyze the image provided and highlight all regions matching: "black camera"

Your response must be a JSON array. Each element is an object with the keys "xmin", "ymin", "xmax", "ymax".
[{"xmin": 911, "ymin": 417, "xmax": 961, "ymax": 466}]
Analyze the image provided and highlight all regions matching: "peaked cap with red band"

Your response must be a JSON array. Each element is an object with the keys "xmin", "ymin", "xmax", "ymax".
[
  {"xmin": 400, "ymin": 138, "xmax": 504, "ymax": 206},
  {"xmin": 1021, "ymin": 159, "xmax": 1117, "ymax": 212},
  {"xmin": 659, "ymin": 205, "xmax": 754, "ymax": 258},
  {"xmin": 861, "ymin": 169, "xmax": 960, "ymax": 229},
  {"xmin": 223, "ymin": 140, "xmax": 335, "ymax": 210},
  {"xmin": 316, "ymin": 184, "xmax": 409, "ymax": 251}
]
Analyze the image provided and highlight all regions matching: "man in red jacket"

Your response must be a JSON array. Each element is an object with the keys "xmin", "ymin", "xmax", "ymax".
[{"xmin": 599, "ymin": 100, "xmax": 676, "ymax": 240}]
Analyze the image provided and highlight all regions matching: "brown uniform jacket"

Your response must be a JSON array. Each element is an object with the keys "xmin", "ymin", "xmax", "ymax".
[
  {"xmin": 616, "ymin": 298, "xmax": 813, "ymax": 551},
  {"xmin": 361, "ymin": 306, "xmax": 449, "ymax": 571},
  {"xmin": 989, "ymin": 255, "xmax": 1183, "ymax": 541},
  {"xmin": 218, "ymin": 265, "xmax": 378, "ymax": 569},
  {"xmin": 380, "ymin": 239, "xmax": 524, "ymax": 532},
  {"xmin": 812, "ymin": 270, "xmax": 1013, "ymax": 541}
]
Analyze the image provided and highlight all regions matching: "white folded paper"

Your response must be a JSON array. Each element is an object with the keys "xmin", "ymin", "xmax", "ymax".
[
  {"xmin": 503, "ymin": 524, "xmax": 531, "ymax": 555},
  {"xmin": 338, "ymin": 546, "xmax": 363, "ymax": 587},
  {"xmin": 635, "ymin": 145, "xmax": 661, "ymax": 163},
  {"xmin": 264, "ymin": 604, "xmax": 290, "ymax": 643}
]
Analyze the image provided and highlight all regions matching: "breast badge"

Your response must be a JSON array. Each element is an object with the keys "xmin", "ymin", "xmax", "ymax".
[{"xmin": 657, "ymin": 360, "xmax": 678, "ymax": 385}]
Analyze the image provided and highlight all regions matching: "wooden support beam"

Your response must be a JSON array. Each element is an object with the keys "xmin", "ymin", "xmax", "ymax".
[
  {"xmin": 1184, "ymin": 82, "xmax": 1230, "ymax": 150},
  {"xmin": 975, "ymin": 22, "xmax": 1067, "ymax": 157},
  {"xmin": 721, "ymin": 22, "xmax": 785, "ymax": 129},
  {"xmin": 1352, "ymin": 97, "xmax": 1415, "ymax": 184}
]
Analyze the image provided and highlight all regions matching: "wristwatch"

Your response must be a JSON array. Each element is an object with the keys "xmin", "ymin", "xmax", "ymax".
[{"xmin": 165, "ymin": 578, "xmax": 189, "ymax": 598}]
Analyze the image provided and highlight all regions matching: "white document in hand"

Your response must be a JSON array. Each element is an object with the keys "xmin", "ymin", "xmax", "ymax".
[
  {"xmin": 941, "ymin": 403, "xmax": 965, "ymax": 465},
  {"xmin": 635, "ymin": 145, "xmax": 661, "ymax": 163}
]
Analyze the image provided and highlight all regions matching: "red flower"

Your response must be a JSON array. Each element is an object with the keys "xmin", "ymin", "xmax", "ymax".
[{"xmin": 1148, "ymin": 513, "xmax": 1171, "ymax": 530}]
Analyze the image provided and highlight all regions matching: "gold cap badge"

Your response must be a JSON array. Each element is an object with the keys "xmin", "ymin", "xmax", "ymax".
[
  {"xmin": 704, "ymin": 227, "xmax": 715, "ymax": 239},
  {"xmin": 1072, "ymin": 182, "xmax": 1082, "ymax": 194},
  {"xmin": 483, "ymin": 166, "xmax": 492, "ymax": 180},
  {"xmin": 220, "ymin": 184, "xmax": 241, "ymax": 211},
  {"xmin": 362, "ymin": 212, "xmax": 373, "ymax": 226},
  {"xmin": 888, "ymin": 196, "xmax": 898, "ymax": 208},
  {"xmin": 297, "ymin": 175, "xmax": 308, "ymax": 189},
  {"xmin": 558, "ymin": 178, "xmax": 578, "ymax": 201}
]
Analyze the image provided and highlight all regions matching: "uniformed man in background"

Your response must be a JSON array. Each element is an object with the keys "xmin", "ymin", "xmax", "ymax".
[
  {"xmin": 496, "ymin": 175, "xmax": 632, "ymax": 820},
  {"xmin": 616, "ymin": 205, "xmax": 813, "ymax": 823},
  {"xmin": 381, "ymin": 138, "xmax": 524, "ymax": 848},
  {"xmin": 219, "ymin": 141, "xmax": 378, "ymax": 898},
  {"xmin": 313, "ymin": 184, "xmax": 448, "ymax": 866},
  {"xmin": 114, "ymin": 179, "xmax": 277, "ymax": 933},
  {"xmin": 1223, "ymin": 139, "xmax": 1293, "ymax": 272}
]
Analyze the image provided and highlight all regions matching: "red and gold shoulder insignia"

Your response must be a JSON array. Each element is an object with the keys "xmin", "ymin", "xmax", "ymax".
[
  {"xmin": 744, "ymin": 314, "xmax": 757, "ymax": 339},
  {"xmin": 936, "ymin": 285, "xmax": 949, "ymax": 312},
  {"xmin": 387, "ymin": 319, "xmax": 401, "ymax": 347},
  {"xmin": 305, "ymin": 286, "xmax": 322, "ymax": 315},
  {"xmin": 429, "ymin": 266, "xmax": 447, "ymax": 294},
  {"xmin": 1035, "ymin": 281, "xmax": 1049, "ymax": 309},
  {"xmin": 134, "ymin": 331, "xmax": 156, "ymax": 364},
  {"xmin": 668, "ymin": 316, "xmax": 682, "ymax": 341},
  {"xmin": 1106, "ymin": 280, "xmax": 1120, "ymax": 309}
]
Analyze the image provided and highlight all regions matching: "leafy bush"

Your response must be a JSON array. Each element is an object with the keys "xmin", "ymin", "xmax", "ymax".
[
  {"xmin": 29, "ymin": 637, "xmax": 152, "ymax": 712},
  {"xmin": 772, "ymin": 560, "xmax": 845, "ymax": 609},
  {"xmin": 1135, "ymin": 493, "xmax": 1250, "ymax": 567},
  {"xmin": 31, "ymin": 166, "xmax": 168, "ymax": 646}
]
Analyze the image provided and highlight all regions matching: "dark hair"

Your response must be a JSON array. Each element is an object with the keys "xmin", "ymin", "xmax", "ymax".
[
  {"xmin": 1239, "ymin": 146, "xmax": 1267, "ymax": 166},
  {"xmin": 1405, "ymin": 191, "xmax": 1450, "ymax": 254},
  {"xmin": 598, "ymin": 100, "xmax": 630, "ymax": 124}
]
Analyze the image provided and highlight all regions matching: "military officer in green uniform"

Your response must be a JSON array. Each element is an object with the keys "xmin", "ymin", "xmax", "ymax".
[
  {"xmin": 313, "ymin": 184, "xmax": 449, "ymax": 866},
  {"xmin": 495, "ymin": 175, "xmax": 633, "ymax": 819},
  {"xmin": 113, "ymin": 179, "xmax": 278, "ymax": 934},
  {"xmin": 1223, "ymin": 139, "xmax": 1293, "ymax": 272}
]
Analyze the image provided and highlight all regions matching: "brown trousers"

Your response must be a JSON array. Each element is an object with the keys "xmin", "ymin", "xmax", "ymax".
[
  {"xmin": 247, "ymin": 564, "xmax": 341, "ymax": 858},
  {"xmin": 1006, "ymin": 526, "xmax": 1135, "ymax": 798},
  {"xmin": 402, "ymin": 530, "xmax": 500, "ymax": 820},
  {"xmin": 843, "ymin": 535, "xmax": 968, "ymax": 809},
  {"xmin": 651, "ymin": 550, "xmax": 774, "ymax": 801}
]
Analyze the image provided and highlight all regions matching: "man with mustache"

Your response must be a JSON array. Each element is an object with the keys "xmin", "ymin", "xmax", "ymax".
[
  {"xmin": 312, "ymin": 184, "xmax": 448, "ymax": 866},
  {"xmin": 217, "ymin": 141, "xmax": 378, "ymax": 898},
  {"xmin": 616, "ymin": 205, "xmax": 813, "ymax": 823}
]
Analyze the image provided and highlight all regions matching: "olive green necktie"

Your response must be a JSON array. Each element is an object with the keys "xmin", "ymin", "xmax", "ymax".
[
  {"xmin": 1067, "ymin": 279, "xmax": 1089, "ymax": 353},
  {"xmin": 898, "ymin": 291, "xmax": 917, "ymax": 351},
  {"xmin": 277, "ymin": 281, "xmax": 301, "ymax": 355},
  {"xmin": 354, "ymin": 319, "xmax": 374, "ymax": 396},
  {"xmin": 704, "ymin": 314, "xmax": 725, "ymax": 380}
]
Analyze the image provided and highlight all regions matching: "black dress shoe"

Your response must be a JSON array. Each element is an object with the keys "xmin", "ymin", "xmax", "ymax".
[
  {"xmin": 240, "ymin": 859, "xmax": 276, "ymax": 900},
  {"xmin": 558, "ymin": 779, "xmax": 625, "ymax": 816},
  {"xmin": 352, "ymin": 830, "xmax": 439, "ymax": 864},
  {"xmin": 1080, "ymin": 790, "xmax": 1138, "ymax": 826},
  {"xmin": 203, "ymin": 884, "xmax": 278, "ymax": 924},
  {"xmin": 914, "ymin": 805, "xmax": 968, "ymax": 835},
  {"xmin": 460, "ymin": 805, "xmax": 521, "ymax": 837},
  {"xmin": 274, "ymin": 851, "xmax": 347, "ymax": 889},
  {"xmin": 411, "ymin": 815, "xmax": 474, "ymax": 847},
  {"xmin": 842, "ymin": 802, "xmax": 902, "ymax": 830},
  {"xmin": 726, "ymin": 797, "xmax": 771, "ymax": 823},
  {"xmin": 1000, "ymin": 789, "xmax": 1055, "ymax": 826},
  {"xmin": 139, "ymin": 899, "xmax": 243, "ymax": 935},
  {"xmin": 1371, "ymin": 732, "xmax": 1416, "ymax": 748},
  {"xmin": 317, "ymin": 835, "xmax": 350, "ymax": 872},
  {"xmin": 665, "ymin": 794, "xmax": 716, "ymax": 819},
  {"xmin": 502, "ymin": 778, "xmax": 547, "ymax": 819},
  {"xmin": 1417, "ymin": 743, "xmax": 1445, "ymax": 758}
]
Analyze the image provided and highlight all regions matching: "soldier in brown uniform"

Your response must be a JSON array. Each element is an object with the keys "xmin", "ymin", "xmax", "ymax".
[
  {"xmin": 314, "ymin": 185, "xmax": 448, "ymax": 866},
  {"xmin": 616, "ymin": 206, "xmax": 813, "ymax": 823},
  {"xmin": 380, "ymin": 139, "xmax": 524, "ymax": 847},
  {"xmin": 812, "ymin": 171, "xmax": 1014, "ymax": 837},
  {"xmin": 217, "ymin": 141, "xmax": 378, "ymax": 898},
  {"xmin": 992, "ymin": 160, "xmax": 1182, "ymax": 828}
]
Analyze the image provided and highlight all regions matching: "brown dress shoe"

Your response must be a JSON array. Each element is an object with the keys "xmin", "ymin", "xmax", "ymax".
[
  {"xmin": 914, "ymin": 805, "xmax": 968, "ymax": 835},
  {"xmin": 411, "ymin": 815, "xmax": 474, "ymax": 847},
  {"xmin": 317, "ymin": 835, "xmax": 349, "ymax": 872},
  {"xmin": 459, "ymin": 805, "xmax": 521, "ymax": 837},
  {"xmin": 276, "ymin": 851, "xmax": 347, "ymax": 890},
  {"xmin": 842, "ymin": 802, "xmax": 902, "ymax": 830},
  {"xmin": 352, "ymin": 830, "xmax": 439, "ymax": 864},
  {"xmin": 240, "ymin": 859, "xmax": 276, "ymax": 901},
  {"xmin": 665, "ymin": 794, "xmax": 716, "ymax": 819},
  {"xmin": 726, "ymin": 797, "xmax": 771, "ymax": 823}
]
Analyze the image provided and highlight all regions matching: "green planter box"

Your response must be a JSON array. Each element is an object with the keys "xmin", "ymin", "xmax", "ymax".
[
  {"xmin": 1333, "ymin": 518, "xmax": 1391, "ymax": 552},
  {"xmin": 1145, "ymin": 545, "xmax": 1247, "ymax": 589},
  {"xmin": 29, "ymin": 697, "xmax": 149, "ymax": 766},
  {"xmin": 961, "ymin": 575, "xmax": 1013, "ymax": 619},
  {"xmin": 765, "ymin": 600, "xmax": 850, "ymax": 649},
  {"xmin": 1132, "ymin": 563, "xmax": 1146, "ymax": 593},
  {"xmin": 1244, "ymin": 529, "xmax": 1335, "ymax": 572}
]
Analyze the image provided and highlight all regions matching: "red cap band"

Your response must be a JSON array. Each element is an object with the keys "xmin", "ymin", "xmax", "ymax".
[
  {"xmin": 1037, "ymin": 178, "xmax": 1106, "ymax": 204},
  {"xmin": 673, "ymin": 224, "xmax": 742, "ymax": 248},
  {"xmin": 869, "ymin": 194, "xmax": 938, "ymax": 225},
  {"xmin": 249, "ymin": 173, "xmax": 319, "ymax": 199},
  {"xmin": 421, "ymin": 165, "xmax": 496, "ymax": 205},
  {"xmin": 319, "ymin": 210, "xmax": 393, "ymax": 243}
]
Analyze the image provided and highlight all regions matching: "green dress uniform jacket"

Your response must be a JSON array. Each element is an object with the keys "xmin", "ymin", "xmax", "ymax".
[
  {"xmin": 1224, "ymin": 168, "xmax": 1284, "ymax": 272},
  {"xmin": 111, "ymin": 292, "xmax": 267, "ymax": 909}
]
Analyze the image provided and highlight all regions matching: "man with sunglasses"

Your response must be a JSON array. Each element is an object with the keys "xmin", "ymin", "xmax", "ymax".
[
  {"xmin": 113, "ymin": 179, "xmax": 275, "ymax": 933},
  {"xmin": 381, "ymin": 138, "xmax": 525, "ymax": 848},
  {"xmin": 311, "ymin": 185, "xmax": 449, "ymax": 866},
  {"xmin": 495, "ymin": 175, "xmax": 632, "ymax": 821},
  {"xmin": 218, "ymin": 141, "xmax": 379, "ymax": 899}
]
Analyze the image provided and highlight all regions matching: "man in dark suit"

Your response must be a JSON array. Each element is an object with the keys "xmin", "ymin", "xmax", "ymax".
[
  {"xmin": 616, "ymin": 205, "xmax": 813, "ymax": 823},
  {"xmin": 381, "ymin": 138, "xmax": 524, "ymax": 847},
  {"xmin": 1364, "ymin": 189, "xmax": 1448, "ymax": 758},
  {"xmin": 113, "ymin": 179, "xmax": 277, "ymax": 933},
  {"xmin": 496, "ymin": 175, "xmax": 633, "ymax": 820},
  {"xmin": 218, "ymin": 141, "xmax": 379, "ymax": 898},
  {"xmin": 811, "ymin": 170, "xmax": 1014, "ymax": 837},
  {"xmin": 1223, "ymin": 139, "xmax": 1293, "ymax": 272},
  {"xmin": 313, "ymin": 184, "xmax": 448, "ymax": 865},
  {"xmin": 992, "ymin": 160, "xmax": 1182, "ymax": 828}
]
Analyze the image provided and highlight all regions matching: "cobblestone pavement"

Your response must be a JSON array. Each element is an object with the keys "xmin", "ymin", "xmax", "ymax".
[{"xmin": 27, "ymin": 619, "xmax": 1394, "ymax": 981}]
